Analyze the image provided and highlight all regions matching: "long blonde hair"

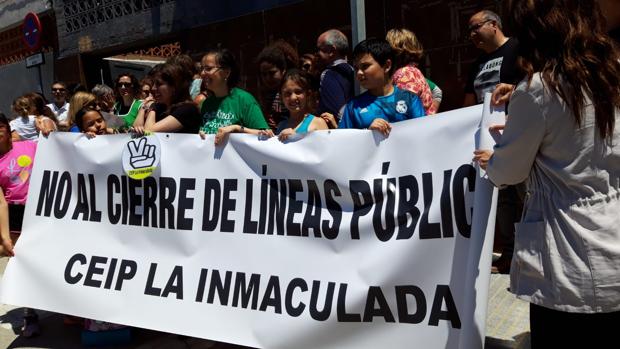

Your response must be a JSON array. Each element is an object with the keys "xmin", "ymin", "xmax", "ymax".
[{"xmin": 67, "ymin": 92, "xmax": 97, "ymax": 128}]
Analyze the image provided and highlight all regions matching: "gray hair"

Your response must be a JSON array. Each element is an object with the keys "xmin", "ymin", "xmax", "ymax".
[
  {"xmin": 480, "ymin": 10, "xmax": 503, "ymax": 30},
  {"xmin": 324, "ymin": 29, "xmax": 349, "ymax": 55},
  {"xmin": 91, "ymin": 84, "xmax": 114, "ymax": 98}
]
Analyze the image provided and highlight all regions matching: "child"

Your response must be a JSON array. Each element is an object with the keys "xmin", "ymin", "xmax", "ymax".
[
  {"xmin": 10, "ymin": 96, "xmax": 38, "ymax": 141},
  {"xmin": 0, "ymin": 112, "xmax": 40, "ymax": 337},
  {"xmin": 272, "ymin": 69, "xmax": 328, "ymax": 141},
  {"xmin": 75, "ymin": 107, "xmax": 110, "ymax": 137},
  {"xmin": 336, "ymin": 38, "xmax": 426, "ymax": 136}
]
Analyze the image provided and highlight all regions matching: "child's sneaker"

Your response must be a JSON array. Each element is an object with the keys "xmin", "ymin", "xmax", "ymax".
[{"xmin": 21, "ymin": 314, "xmax": 40, "ymax": 338}]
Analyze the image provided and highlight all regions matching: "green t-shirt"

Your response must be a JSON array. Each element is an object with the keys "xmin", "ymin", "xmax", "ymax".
[
  {"xmin": 199, "ymin": 87, "xmax": 268, "ymax": 134},
  {"xmin": 115, "ymin": 99, "xmax": 143, "ymax": 128}
]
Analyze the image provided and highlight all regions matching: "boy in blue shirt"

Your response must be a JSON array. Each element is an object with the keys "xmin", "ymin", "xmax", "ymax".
[{"xmin": 337, "ymin": 38, "xmax": 426, "ymax": 135}]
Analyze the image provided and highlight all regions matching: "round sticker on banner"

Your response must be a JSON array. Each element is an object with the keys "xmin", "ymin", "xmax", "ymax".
[{"xmin": 121, "ymin": 135, "xmax": 161, "ymax": 180}]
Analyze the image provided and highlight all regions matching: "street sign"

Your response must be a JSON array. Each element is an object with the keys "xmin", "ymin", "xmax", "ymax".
[
  {"xmin": 22, "ymin": 12, "xmax": 42, "ymax": 51},
  {"xmin": 25, "ymin": 52, "xmax": 45, "ymax": 68}
]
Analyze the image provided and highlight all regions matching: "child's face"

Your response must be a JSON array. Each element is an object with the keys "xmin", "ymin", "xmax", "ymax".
[
  {"xmin": 354, "ymin": 53, "xmax": 389, "ymax": 92},
  {"xmin": 281, "ymin": 79, "xmax": 308, "ymax": 113},
  {"xmin": 82, "ymin": 111, "xmax": 107, "ymax": 135}
]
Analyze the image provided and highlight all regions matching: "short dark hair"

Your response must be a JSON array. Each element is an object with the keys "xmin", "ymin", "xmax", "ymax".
[
  {"xmin": 153, "ymin": 63, "xmax": 192, "ymax": 106},
  {"xmin": 206, "ymin": 48, "xmax": 239, "ymax": 88},
  {"xmin": 353, "ymin": 38, "xmax": 395, "ymax": 68},
  {"xmin": 257, "ymin": 40, "xmax": 299, "ymax": 71},
  {"xmin": 166, "ymin": 54, "xmax": 196, "ymax": 83}
]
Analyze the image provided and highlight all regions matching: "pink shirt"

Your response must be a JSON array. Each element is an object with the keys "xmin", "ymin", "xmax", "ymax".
[
  {"xmin": 0, "ymin": 141, "xmax": 37, "ymax": 205},
  {"xmin": 392, "ymin": 64, "xmax": 436, "ymax": 115}
]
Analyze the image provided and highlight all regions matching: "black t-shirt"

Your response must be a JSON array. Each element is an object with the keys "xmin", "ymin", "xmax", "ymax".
[
  {"xmin": 152, "ymin": 102, "xmax": 201, "ymax": 133},
  {"xmin": 610, "ymin": 28, "xmax": 620, "ymax": 46},
  {"xmin": 466, "ymin": 37, "xmax": 520, "ymax": 103}
]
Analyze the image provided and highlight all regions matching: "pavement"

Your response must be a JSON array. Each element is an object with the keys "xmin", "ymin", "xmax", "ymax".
[{"xmin": 0, "ymin": 257, "xmax": 530, "ymax": 349}]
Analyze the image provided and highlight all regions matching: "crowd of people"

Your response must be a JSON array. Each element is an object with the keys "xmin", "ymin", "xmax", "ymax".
[{"xmin": 0, "ymin": 0, "xmax": 619, "ymax": 347}]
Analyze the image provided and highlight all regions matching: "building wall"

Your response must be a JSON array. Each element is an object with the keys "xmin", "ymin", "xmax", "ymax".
[
  {"xmin": 54, "ymin": 0, "xmax": 508, "ymax": 112},
  {"xmin": 0, "ymin": 0, "xmax": 50, "ymax": 31},
  {"xmin": 0, "ymin": 51, "xmax": 55, "ymax": 115}
]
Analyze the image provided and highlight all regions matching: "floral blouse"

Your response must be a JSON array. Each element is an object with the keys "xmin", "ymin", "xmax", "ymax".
[{"xmin": 392, "ymin": 64, "xmax": 436, "ymax": 115}]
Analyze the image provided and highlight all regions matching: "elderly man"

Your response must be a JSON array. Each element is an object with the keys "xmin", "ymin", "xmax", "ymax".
[
  {"xmin": 316, "ymin": 29, "xmax": 355, "ymax": 118},
  {"xmin": 463, "ymin": 10, "xmax": 519, "ymax": 107}
]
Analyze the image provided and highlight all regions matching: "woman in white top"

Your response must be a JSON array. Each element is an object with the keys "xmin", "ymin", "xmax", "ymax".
[{"xmin": 474, "ymin": 0, "xmax": 620, "ymax": 347}]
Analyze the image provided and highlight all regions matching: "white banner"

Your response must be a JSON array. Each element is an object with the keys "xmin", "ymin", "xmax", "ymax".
[{"xmin": 1, "ymin": 104, "xmax": 497, "ymax": 349}]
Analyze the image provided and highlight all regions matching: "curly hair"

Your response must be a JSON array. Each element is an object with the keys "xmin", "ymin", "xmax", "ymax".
[
  {"xmin": 386, "ymin": 28, "xmax": 424, "ymax": 68},
  {"xmin": 257, "ymin": 40, "xmax": 299, "ymax": 71},
  {"xmin": 510, "ymin": 0, "xmax": 620, "ymax": 140}
]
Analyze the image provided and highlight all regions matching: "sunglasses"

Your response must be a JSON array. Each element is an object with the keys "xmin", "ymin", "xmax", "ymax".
[
  {"xmin": 52, "ymin": 88, "xmax": 66, "ymax": 92},
  {"xmin": 118, "ymin": 82, "xmax": 132, "ymax": 88}
]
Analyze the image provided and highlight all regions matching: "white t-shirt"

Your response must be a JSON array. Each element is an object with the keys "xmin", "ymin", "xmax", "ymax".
[
  {"xmin": 10, "ymin": 115, "xmax": 38, "ymax": 140},
  {"xmin": 46, "ymin": 102, "xmax": 70, "ymax": 122}
]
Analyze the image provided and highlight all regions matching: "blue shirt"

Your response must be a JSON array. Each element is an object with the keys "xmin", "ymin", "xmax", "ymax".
[{"xmin": 338, "ymin": 86, "xmax": 426, "ymax": 129}]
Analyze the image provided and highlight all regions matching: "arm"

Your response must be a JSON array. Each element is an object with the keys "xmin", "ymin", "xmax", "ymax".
[
  {"xmin": 309, "ymin": 116, "xmax": 329, "ymax": 131},
  {"xmin": 214, "ymin": 124, "xmax": 269, "ymax": 145},
  {"xmin": 319, "ymin": 112, "xmax": 338, "ymax": 129},
  {"xmin": 145, "ymin": 110, "xmax": 183, "ymax": 133},
  {"xmin": 429, "ymin": 83, "xmax": 443, "ymax": 111},
  {"xmin": 133, "ymin": 104, "xmax": 149, "ymax": 128},
  {"xmin": 11, "ymin": 131, "xmax": 21, "ymax": 142},
  {"xmin": 35, "ymin": 117, "xmax": 57, "ymax": 137},
  {"xmin": 0, "ymin": 188, "xmax": 14, "ymax": 257},
  {"xmin": 485, "ymin": 88, "xmax": 545, "ymax": 186}
]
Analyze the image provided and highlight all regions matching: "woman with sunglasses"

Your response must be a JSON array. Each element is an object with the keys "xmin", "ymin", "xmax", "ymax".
[{"xmin": 113, "ymin": 74, "xmax": 143, "ymax": 128}]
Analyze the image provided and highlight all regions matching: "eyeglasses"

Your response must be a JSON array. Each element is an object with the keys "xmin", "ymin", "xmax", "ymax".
[
  {"xmin": 202, "ymin": 65, "xmax": 222, "ymax": 73},
  {"xmin": 468, "ymin": 20, "xmax": 492, "ymax": 33},
  {"xmin": 51, "ymin": 88, "xmax": 66, "ymax": 93},
  {"xmin": 118, "ymin": 82, "xmax": 131, "ymax": 88}
]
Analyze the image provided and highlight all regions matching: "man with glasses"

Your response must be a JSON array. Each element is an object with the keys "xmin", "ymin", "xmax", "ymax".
[
  {"xmin": 463, "ymin": 10, "xmax": 519, "ymax": 107},
  {"xmin": 464, "ymin": 10, "xmax": 523, "ymax": 275},
  {"xmin": 316, "ymin": 29, "xmax": 354, "ymax": 119},
  {"xmin": 46, "ymin": 81, "xmax": 70, "ymax": 123}
]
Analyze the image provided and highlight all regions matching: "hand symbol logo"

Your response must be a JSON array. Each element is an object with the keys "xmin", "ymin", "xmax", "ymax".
[
  {"xmin": 127, "ymin": 137, "xmax": 156, "ymax": 169},
  {"xmin": 122, "ymin": 135, "xmax": 161, "ymax": 180}
]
